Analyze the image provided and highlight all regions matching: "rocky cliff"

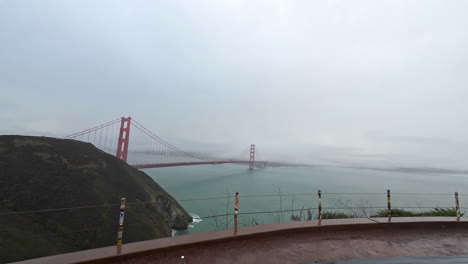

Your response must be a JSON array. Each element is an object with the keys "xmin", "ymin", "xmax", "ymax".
[{"xmin": 0, "ymin": 135, "xmax": 192, "ymax": 262}]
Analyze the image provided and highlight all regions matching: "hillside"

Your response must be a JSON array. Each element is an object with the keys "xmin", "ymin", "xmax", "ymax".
[{"xmin": 0, "ymin": 135, "xmax": 192, "ymax": 262}]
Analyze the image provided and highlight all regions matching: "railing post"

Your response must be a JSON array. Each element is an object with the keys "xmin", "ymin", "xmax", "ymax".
[
  {"xmin": 455, "ymin": 192, "xmax": 460, "ymax": 220},
  {"xmin": 117, "ymin": 197, "xmax": 126, "ymax": 253},
  {"xmin": 387, "ymin": 190, "xmax": 391, "ymax": 221},
  {"xmin": 318, "ymin": 190, "xmax": 322, "ymax": 221},
  {"xmin": 234, "ymin": 192, "xmax": 239, "ymax": 235}
]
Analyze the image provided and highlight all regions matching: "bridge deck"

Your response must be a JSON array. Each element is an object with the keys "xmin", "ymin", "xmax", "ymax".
[{"xmin": 132, "ymin": 160, "xmax": 263, "ymax": 169}]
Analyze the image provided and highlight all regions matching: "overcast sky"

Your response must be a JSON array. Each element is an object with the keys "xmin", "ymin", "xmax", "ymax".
[{"xmin": 1, "ymin": 0, "xmax": 468, "ymax": 169}]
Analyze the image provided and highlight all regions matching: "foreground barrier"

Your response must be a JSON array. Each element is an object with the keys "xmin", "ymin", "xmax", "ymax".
[
  {"xmin": 1, "ymin": 190, "xmax": 466, "ymax": 263},
  {"xmin": 387, "ymin": 189, "xmax": 392, "ymax": 221},
  {"xmin": 116, "ymin": 198, "xmax": 126, "ymax": 254},
  {"xmin": 234, "ymin": 192, "xmax": 239, "ymax": 235},
  {"xmin": 318, "ymin": 190, "xmax": 322, "ymax": 221}
]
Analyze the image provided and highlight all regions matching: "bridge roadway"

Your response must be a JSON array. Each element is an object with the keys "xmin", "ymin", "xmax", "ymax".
[{"xmin": 132, "ymin": 160, "xmax": 265, "ymax": 169}]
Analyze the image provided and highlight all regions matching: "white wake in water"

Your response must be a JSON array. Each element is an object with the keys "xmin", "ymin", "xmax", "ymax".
[
  {"xmin": 191, "ymin": 213, "xmax": 203, "ymax": 225},
  {"xmin": 172, "ymin": 213, "xmax": 202, "ymax": 237}
]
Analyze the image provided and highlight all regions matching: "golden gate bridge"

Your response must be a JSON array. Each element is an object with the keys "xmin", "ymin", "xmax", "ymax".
[{"xmin": 63, "ymin": 117, "xmax": 266, "ymax": 169}]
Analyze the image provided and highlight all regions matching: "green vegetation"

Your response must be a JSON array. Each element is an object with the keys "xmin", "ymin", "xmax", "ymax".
[
  {"xmin": 320, "ymin": 208, "xmax": 463, "ymax": 219},
  {"xmin": 321, "ymin": 211, "xmax": 355, "ymax": 219},
  {"xmin": 372, "ymin": 208, "xmax": 463, "ymax": 217},
  {"xmin": 0, "ymin": 135, "xmax": 192, "ymax": 263},
  {"xmin": 288, "ymin": 208, "xmax": 462, "ymax": 221}
]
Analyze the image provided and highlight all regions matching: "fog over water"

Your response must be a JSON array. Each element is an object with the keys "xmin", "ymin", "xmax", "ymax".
[{"xmin": 1, "ymin": 1, "xmax": 468, "ymax": 170}]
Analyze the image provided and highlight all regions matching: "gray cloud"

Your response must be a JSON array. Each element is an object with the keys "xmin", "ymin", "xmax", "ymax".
[{"xmin": 1, "ymin": 0, "xmax": 468, "ymax": 169}]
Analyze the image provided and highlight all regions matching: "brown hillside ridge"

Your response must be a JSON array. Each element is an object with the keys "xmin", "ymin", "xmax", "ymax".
[{"xmin": 0, "ymin": 135, "xmax": 192, "ymax": 263}]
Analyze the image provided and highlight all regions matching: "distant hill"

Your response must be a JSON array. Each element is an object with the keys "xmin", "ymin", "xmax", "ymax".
[{"xmin": 0, "ymin": 135, "xmax": 192, "ymax": 263}]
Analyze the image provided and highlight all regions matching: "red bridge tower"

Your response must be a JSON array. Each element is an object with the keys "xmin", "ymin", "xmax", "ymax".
[
  {"xmin": 249, "ymin": 144, "xmax": 255, "ymax": 170},
  {"xmin": 116, "ymin": 117, "xmax": 131, "ymax": 162}
]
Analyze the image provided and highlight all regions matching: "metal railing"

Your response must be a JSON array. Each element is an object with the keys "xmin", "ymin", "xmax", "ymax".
[{"xmin": 0, "ymin": 190, "xmax": 465, "ymax": 263}]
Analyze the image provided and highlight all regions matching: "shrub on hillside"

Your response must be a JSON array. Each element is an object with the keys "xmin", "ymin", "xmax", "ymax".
[
  {"xmin": 371, "ymin": 208, "xmax": 463, "ymax": 217},
  {"xmin": 321, "ymin": 211, "xmax": 355, "ymax": 219}
]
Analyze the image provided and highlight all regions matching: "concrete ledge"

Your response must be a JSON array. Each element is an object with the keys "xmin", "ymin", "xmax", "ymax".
[{"xmin": 14, "ymin": 217, "xmax": 468, "ymax": 264}]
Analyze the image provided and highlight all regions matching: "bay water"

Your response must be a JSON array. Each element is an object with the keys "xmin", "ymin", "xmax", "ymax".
[{"xmin": 144, "ymin": 165, "xmax": 468, "ymax": 234}]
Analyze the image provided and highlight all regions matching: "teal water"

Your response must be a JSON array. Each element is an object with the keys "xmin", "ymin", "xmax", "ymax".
[{"xmin": 144, "ymin": 165, "xmax": 468, "ymax": 234}]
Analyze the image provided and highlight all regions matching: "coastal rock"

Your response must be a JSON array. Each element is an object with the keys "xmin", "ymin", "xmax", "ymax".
[{"xmin": 0, "ymin": 135, "xmax": 192, "ymax": 262}]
